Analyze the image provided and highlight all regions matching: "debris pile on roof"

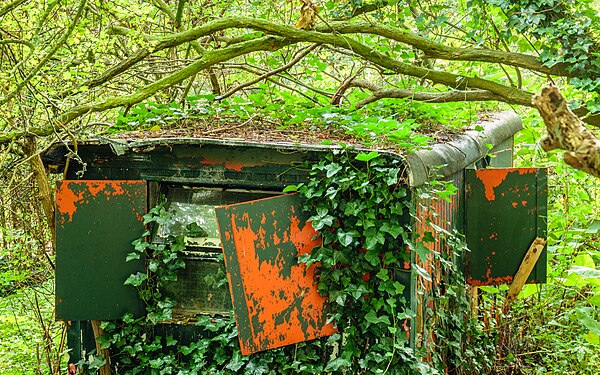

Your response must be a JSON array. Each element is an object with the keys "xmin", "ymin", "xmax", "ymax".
[{"xmin": 107, "ymin": 112, "xmax": 463, "ymax": 151}]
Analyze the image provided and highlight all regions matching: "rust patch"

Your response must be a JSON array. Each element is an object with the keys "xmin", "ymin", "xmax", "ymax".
[
  {"xmin": 466, "ymin": 275, "xmax": 514, "ymax": 287},
  {"xmin": 475, "ymin": 168, "xmax": 537, "ymax": 201},
  {"xmin": 475, "ymin": 169, "xmax": 510, "ymax": 201},
  {"xmin": 200, "ymin": 159, "xmax": 257, "ymax": 172},
  {"xmin": 216, "ymin": 194, "xmax": 335, "ymax": 355},
  {"xmin": 56, "ymin": 180, "xmax": 145, "ymax": 225}
]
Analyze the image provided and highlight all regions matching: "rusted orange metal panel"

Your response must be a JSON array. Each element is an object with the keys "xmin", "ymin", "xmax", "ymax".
[{"xmin": 215, "ymin": 194, "xmax": 335, "ymax": 355}]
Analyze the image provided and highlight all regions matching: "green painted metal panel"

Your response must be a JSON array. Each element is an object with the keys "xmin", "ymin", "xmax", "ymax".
[
  {"xmin": 465, "ymin": 168, "xmax": 547, "ymax": 286},
  {"xmin": 215, "ymin": 194, "xmax": 335, "ymax": 355},
  {"xmin": 55, "ymin": 180, "xmax": 146, "ymax": 320}
]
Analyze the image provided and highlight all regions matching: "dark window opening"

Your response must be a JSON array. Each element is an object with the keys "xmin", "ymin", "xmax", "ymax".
[{"xmin": 154, "ymin": 186, "xmax": 278, "ymax": 317}]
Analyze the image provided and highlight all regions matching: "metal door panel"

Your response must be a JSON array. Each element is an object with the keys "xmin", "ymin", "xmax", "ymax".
[
  {"xmin": 55, "ymin": 180, "xmax": 146, "ymax": 320},
  {"xmin": 216, "ymin": 194, "xmax": 335, "ymax": 355},
  {"xmin": 465, "ymin": 168, "xmax": 547, "ymax": 285}
]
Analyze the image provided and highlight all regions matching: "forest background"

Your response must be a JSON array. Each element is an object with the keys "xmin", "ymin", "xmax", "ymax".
[{"xmin": 1, "ymin": 0, "xmax": 599, "ymax": 374}]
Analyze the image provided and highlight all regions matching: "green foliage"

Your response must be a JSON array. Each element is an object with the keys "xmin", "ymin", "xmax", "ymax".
[
  {"xmin": 0, "ymin": 280, "xmax": 63, "ymax": 374},
  {"xmin": 294, "ymin": 150, "xmax": 421, "ymax": 373},
  {"xmin": 93, "ymin": 199, "xmax": 332, "ymax": 374},
  {"xmin": 419, "ymin": 224, "xmax": 496, "ymax": 373},
  {"xmin": 486, "ymin": 107, "xmax": 600, "ymax": 373},
  {"xmin": 486, "ymin": 0, "xmax": 600, "ymax": 109}
]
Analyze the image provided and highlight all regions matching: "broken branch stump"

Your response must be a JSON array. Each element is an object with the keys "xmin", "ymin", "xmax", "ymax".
[{"xmin": 533, "ymin": 85, "xmax": 600, "ymax": 178}]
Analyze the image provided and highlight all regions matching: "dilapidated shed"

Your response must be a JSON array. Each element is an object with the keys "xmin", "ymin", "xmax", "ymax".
[{"xmin": 41, "ymin": 111, "xmax": 547, "ymax": 369}]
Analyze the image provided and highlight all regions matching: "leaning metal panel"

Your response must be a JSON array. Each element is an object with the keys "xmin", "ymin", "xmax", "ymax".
[{"xmin": 216, "ymin": 194, "xmax": 335, "ymax": 355}]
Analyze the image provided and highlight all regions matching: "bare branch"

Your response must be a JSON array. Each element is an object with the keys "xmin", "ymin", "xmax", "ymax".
[
  {"xmin": 349, "ymin": 80, "xmax": 508, "ymax": 108},
  {"xmin": 0, "ymin": 36, "xmax": 293, "ymax": 144},
  {"xmin": 330, "ymin": 67, "xmax": 364, "ymax": 106},
  {"xmin": 0, "ymin": 0, "xmax": 87, "ymax": 106},
  {"xmin": 0, "ymin": 0, "xmax": 28, "ymax": 18},
  {"xmin": 0, "ymin": 39, "xmax": 34, "ymax": 49},
  {"xmin": 217, "ymin": 44, "xmax": 319, "ymax": 100},
  {"xmin": 534, "ymin": 85, "xmax": 600, "ymax": 177}
]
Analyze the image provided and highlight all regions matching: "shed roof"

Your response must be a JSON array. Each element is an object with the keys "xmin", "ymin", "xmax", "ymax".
[{"xmin": 42, "ymin": 111, "xmax": 521, "ymax": 187}]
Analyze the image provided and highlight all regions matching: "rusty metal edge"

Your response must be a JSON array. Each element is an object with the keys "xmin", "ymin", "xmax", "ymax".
[{"xmin": 405, "ymin": 111, "xmax": 522, "ymax": 187}]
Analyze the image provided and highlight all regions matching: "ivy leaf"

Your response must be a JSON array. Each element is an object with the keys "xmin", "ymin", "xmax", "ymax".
[
  {"xmin": 364, "ymin": 310, "xmax": 391, "ymax": 326},
  {"xmin": 336, "ymin": 230, "xmax": 357, "ymax": 247},
  {"xmin": 87, "ymin": 355, "xmax": 107, "ymax": 370},
  {"xmin": 386, "ymin": 167, "xmax": 400, "ymax": 185},
  {"xmin": 334, "ymin": 292, "xmax": 347, "ymax": 306},
  {"xmin": 325, "ymin": 357, "xmax": 351, "ymax": 372},
  {"xmin": 376, "ymin": 268, "xmax": 390, "ymax": 281},
  {"xmin": 124, "ymin": 272, "xmax": 148, "ymax": 287},
  {"xmin": 365, "ymin": 229, "xmax": 385, "ymax": 250},
  {"xmin": 165, "ymin": 335, "xmax": 177, "ymax": 347},
  {"xmin": 364, "ymin": 248, "xmax": 380, "ymax": 266},
  {"xmin": 148, "ymin": 260, "xmax": 159, "ymax": 273},
  {"xmin": 413, "ymin": 242, "xmax": 431, "ymax": 263},
  {"xmin": 283, "ymin": 185, "xmax": 299, "ymax": 193},
  {"xmin": 355, "ymin": 151, "xmax": 379, "ymax": 162},
  {"xmin": 225, "ymin": 351, "xmax": 246, "ymax": 371},
  {"xmin": 310, "ymin": 214, "xmax": 335, "ymax": 230},
  {"xmin": 412, "ymin": 263, "xmax": 432, "ymax": 282},
  {"xmin": 380, "ymin": 222, "xmax": 404, "ymax": 239},
  {"xmin": 365, "ymin": 310, "xmax": 379, "ymax": 324},
  {"xmin": 325, "ymin": 163, "xmax": 342, "ymax": 177},
  {"xmin": 126, "ymin": 252, "xmax": 140, "ymax": 262}
]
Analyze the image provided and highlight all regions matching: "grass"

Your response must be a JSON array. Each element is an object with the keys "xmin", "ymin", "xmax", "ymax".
[{"xmin": 0, "ymin": 280, "xmax": 65, "ymax": 374}]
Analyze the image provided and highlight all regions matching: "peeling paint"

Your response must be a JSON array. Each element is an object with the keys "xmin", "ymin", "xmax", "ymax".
[
  {"xmin": 54, "ymin": 180, "xmax": 147, "ymax": 321},
  {"xmin": 475, "ymin": 168, "xmax": 536, "ymax": 201},
  {"xmin": 466, "ymin": 168, "xmax": 546, "ymax": 286},
  {"xmin": 466, "ymin": 275, "xmax": 513, "ymax": 287},
  {"xmin": 56, "ymin": 180, "xmax": 145, "ymax": 225},
  {"xmin": 216, "ymin": 194, "xmax": 335, "ymax": 355}
]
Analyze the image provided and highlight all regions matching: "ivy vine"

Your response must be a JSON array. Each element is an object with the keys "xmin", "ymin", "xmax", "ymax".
[{"xmin": 80, "ymin": 149, "xmax": 495, "ymax": 374}]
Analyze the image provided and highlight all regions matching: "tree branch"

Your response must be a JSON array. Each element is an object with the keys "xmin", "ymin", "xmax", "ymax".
[
  {"xmin": 217, "ymin": 44, "xmax": 319, "ymax": 100},
  {"xmin": 56, "ymin": 17, "xmax": 550, "ymax": 109},
  {"xmin": 0, "ymin": 36, "xmax": 293, "ymax": 144},
  {"xmin": 59, "ymin": 0, "xmax": 214, "ymax": 99},
  {"xmin": 0, "ymin": 0, "xmax": 87, "ymax": 106},
  {"xmin": 330, "ymin": 68, "xmax": 364, "ymax": 105},
  {"xmin": 0, "ymin": 0, "xmax": 28, "ymax": 18},
  {"xmin": 349, "ymin": 80, "xmax": 508, "ymax": 107},
  {"xmin": 314, "ymin": 21, "xmax": 573, "ymax": 78}
]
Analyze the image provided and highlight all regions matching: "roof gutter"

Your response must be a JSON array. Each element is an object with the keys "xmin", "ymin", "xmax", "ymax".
[{"xmin": 405, "ymin": 111, "xmax": 522, "ymax": 187}]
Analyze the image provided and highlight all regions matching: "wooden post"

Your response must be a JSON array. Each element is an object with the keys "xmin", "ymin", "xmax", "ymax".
[
  {"xmin": 90, "ymin": 320, "xmax": 111, "ymax": 375},
  {"xmin": 503, "ymin": 237, "xmax": 547, "ymax": 309},
  {"xmin": 470, "ymin": 286, "xmax": 479, "ymax": 319}
]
